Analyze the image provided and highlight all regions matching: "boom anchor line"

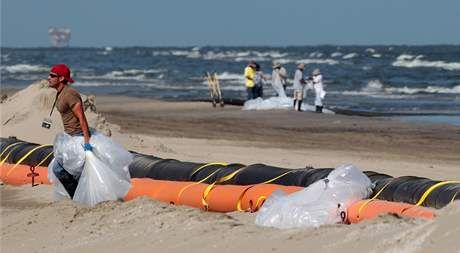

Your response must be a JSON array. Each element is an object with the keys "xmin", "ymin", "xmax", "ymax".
[{"xmin": 27, "ymin": 166, "xmax": 40, "ymax": 187}]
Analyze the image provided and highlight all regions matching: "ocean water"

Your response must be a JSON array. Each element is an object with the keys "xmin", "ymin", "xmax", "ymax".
[{"xmin": 1, "ymin": 46, "xmax": 460, "ymax": 123}]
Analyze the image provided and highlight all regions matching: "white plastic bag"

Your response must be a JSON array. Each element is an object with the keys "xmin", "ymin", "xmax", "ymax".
[
  {"xmin": 243, "ymin": 97, "xmax": 293, "ymax": 110},
  {"xmin": 255, "ymin": 164, "xmax": 372, "ymax": 229},
  {"xmin": 72, "ymin": 150, "xmax": 132, "ymax": 207},
  {"xmin": 53, "ymin": 133, "xmax": 85, "ymax": 176},
  {"xmin": 48, "ymin": 130, "xmax": 132, "ymax": 206}
]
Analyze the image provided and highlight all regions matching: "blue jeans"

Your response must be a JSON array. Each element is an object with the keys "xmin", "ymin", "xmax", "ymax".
[
  {"xmin": 52, "ymin": 160, "xmax": 79, "ymax": 198},
  {"xmin": 254, "ymin": 85, "xmax": 263, "ymax": 98},
  {"xmin": 246, "ymin": 87, "xmax": 256, "ymax": 100}
]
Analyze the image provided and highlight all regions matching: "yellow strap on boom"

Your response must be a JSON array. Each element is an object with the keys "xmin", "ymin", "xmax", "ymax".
[
  {"xmin": 357, "ymin": 179, "xmax": 394, "ymax": 219},
  {"xmin": 415, "ymin": 180, "xmax": 460, "ymax": 207},
  {"xmin": 0, "ymin": 141, "xmax": 23, "ymax": 158},
  {"xmin": 201, "ymin": 167, "xmax": 246, "ymax": 209},
  {"xmin": 253, "ymin": 196, "xmax": 267, "ymax": 211},
  {"xmin": 35, "ymin": 151, "xmax": 54, "ymax": 167},
  {"xmin": 5, "ymin": 144, "xmax": 52, "ymax": 178},
  {"xmin": 451, "ymin": 191, "xmax": 459, "ymax": 204},
  {"xmin": 190, "ymin": 162, "xmax": 228, "ymax": 178},
  {"xmin": 0, "ymin": 143, "xmax": 24, "ymax": 167},
  {"xmin": 176, "ymin": 169, "xmax": 221, "ymax": 203},
  {"xmin": 236, "ymin": 170, "xmax": 298, "ymax": 211}
]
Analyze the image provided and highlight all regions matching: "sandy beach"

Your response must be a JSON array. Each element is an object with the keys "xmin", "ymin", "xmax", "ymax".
[{"xmin": 1, "ymin": 82, "xmax": 460, "ymax": 253}]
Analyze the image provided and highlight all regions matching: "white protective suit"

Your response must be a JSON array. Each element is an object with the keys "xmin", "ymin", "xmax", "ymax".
[
  {"xmin": 271, "ymin": 68, "xmax": 287, "ymax": 97},
  {"xmin": 313, "ymin": 74, "xmax": 326, "ymax": 106}
]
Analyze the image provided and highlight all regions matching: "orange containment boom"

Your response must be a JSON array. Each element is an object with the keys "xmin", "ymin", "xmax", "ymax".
[
  {"xmin": 125, "ymin": 178, "xmax": 435, "ymax": 221},
  {"xmin": 0, "ymin": 163, "xmax": 435, "ymax": 223},
  {"xmin": 124, "ymin": 178, "xmax": 303, "ymax": 212},
  {"xmin": 347, "ymin": 199, "xmax": 434, "ymax": 223},
  {"xmin": 0, "ymin": 164, "xmax": 50, "ymax": 186}
]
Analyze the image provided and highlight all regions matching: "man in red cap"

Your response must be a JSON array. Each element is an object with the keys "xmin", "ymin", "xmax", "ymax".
[{"xmin": 48, "ymin": 64, "xmax": 92, "ymax": 197}]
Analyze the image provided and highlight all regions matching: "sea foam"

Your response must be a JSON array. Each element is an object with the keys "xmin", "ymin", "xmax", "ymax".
[{"xmin": 393, "ymin": 54, "xmax": 460, "ymax": 71}]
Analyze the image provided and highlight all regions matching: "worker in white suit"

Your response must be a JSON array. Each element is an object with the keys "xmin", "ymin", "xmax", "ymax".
[
  {"xmin": 312, "ymin": 68, "xmax": 326, "ymax": 113},
  {"xmin": 271, "ymin": 63, "xmax": 287, "ymax": 97}
]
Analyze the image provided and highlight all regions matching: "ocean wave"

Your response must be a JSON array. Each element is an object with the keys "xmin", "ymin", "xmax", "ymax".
[
  {"xmin": 296, "ymin": 58, "xmax": 339, "ymax": 65},
  {"xmin": 202, "ymin": 51, "xmax": 248, "ymax": 60},
  {"xmin": 365, "ymin": 48, "xmax": 376, "ymax": 54},
  {"xmin": 344, "ymin": 80, "xmax": 460, "ymax": 96},
  {"xmin": 392, "ymin": 54, "xmax": 460, "ymax": 71},
  {"xmin": 8, "ymin": 74, "xmax": 45, "ymax": 81},
  {"xmin": 200, "ymin": 50, "xmax": 286, "ymax": 61},
  {"xmin": 217, "ymin": 72, "xmax": 244, "ymax": 81},
  {"xmin": 372, "ymin": 54, "xmax": 381, "ymax": 58},
  {"xmin": 74, "ymin": 80, "xmax": 244, "ymax": 92},
  {"xmin": 74, "ymin": 81, "xmax": 175, "ymax": 89},
  {"xmin": 254, "ymin": 51, "xmax": 288, "ymax": 58},
  {"xmin": 386, "ymin": 85, "xmax": 460, "ymax": 94},
  {"xmin": 1, "ymin": 64, "xmax": 49, "ymax": 73},
  {"xmin": 74, "ymin": 81, "xmax": 118, "ymax": 87},
  {"xmin": 1, "ymin": 54, "xmax": 9, "ymax": 62},
  {"xmin": 97, "ymin": 51, "xmax": 111, "ymax": 56},
  {"xmin": 309, "ymin": 52, "xmax": 323, "ymax": 58},
  {"xmin": 152, "ymin": 51, "xmax": 171, "ymax": 56},
  {"xmin": 330, "ymin": 52, "xmax": 343, "ymax": 58},
  {"xmin": 197, "ymin": 72, "xmax": 244, "ymax": 85},
  {"xmin": 171, "ymin": 50, "xmax": 191, "ymax": 56},
  {"xmin": 342, "ymin": 53, "xmax": 358, "ymax": 59},
  {"xmin": 234, "ymin": 56, "xmax": 271, "ymax": 62},
  {"xmin": 78, "ymin": 69, "xmax": 166, "ymax": 81},
  {"xmin": 114, "ymin": 69, "xmax": 166, "ymax": 74},
  {"xmin": 168, "ymin": 49, "xmax": 202, "ymax": 58}
]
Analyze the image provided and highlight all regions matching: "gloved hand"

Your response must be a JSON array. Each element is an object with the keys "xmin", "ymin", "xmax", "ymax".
[{"xmin": 83, "ymin": 143, "xmax": 93, "ymax": 151}]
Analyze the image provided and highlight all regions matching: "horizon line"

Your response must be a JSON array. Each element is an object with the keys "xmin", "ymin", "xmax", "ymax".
[{"xmin": 2, "ymin": 43, "xmax": 460, "ymax": 49}]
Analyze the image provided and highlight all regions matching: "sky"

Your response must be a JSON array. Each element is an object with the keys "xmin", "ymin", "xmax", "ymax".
[{"xmin": 1, "ymin": 0, "xmax": 460, "ymax": 47}]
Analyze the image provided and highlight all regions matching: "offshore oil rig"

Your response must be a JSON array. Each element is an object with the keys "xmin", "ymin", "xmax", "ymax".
[{"xmin": 48, "ymin": 27, "xmax": 71, "ymax": 47}]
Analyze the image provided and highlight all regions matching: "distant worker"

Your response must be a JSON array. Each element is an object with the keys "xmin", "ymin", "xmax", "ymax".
[
  {"xmin": 279, "ymin": 65, "xmax": 288, "ymax": 91},
  {"xmin": 244, "ymin": 61, "xmax": 257, "ymax": 100},
  {"xmin": 254, "ymin": 63, "xmax": 266, "ymax": 98},
  {"xmin": 271, "ymin": 62, "xmax": 287, "ymax": 97},
  {"xmin": 292, "ymin": 63, "xmax": 306, "ymax": 111},
  {"xmin": 312, "ymin": 68, "xmax": 325, "ymax": 113}
]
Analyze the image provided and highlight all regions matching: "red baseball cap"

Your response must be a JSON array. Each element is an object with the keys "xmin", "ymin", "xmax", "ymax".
[{"xmin": 50, "ymin": 64, "xmax": 75, "ymax": 83}]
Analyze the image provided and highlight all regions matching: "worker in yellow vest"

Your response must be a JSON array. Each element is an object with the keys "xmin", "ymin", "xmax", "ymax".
[{"xmin": 244, "ymin": 61, "xmax": 257, "ymax": 100}]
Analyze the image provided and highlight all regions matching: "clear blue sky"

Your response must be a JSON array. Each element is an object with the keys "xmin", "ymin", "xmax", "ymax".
[{"xmin": 2, "ymin": 0, "xmax": 460, "ymax": 47}]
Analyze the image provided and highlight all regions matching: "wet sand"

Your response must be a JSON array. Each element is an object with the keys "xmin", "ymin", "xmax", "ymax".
[{"xmin": 97, "ymin": 95, "xmax": 460, "ymax": 178}]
